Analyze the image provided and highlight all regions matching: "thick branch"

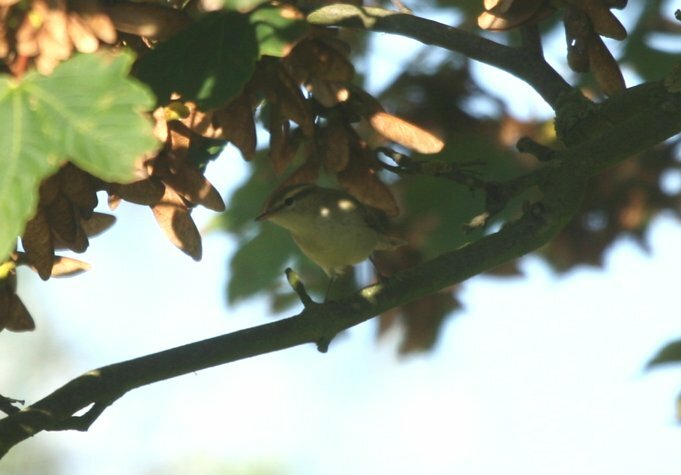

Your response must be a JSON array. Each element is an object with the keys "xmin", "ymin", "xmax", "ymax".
[{"xmin": 306, "ymin": 4, "xmax": 572, "ymax": 108}]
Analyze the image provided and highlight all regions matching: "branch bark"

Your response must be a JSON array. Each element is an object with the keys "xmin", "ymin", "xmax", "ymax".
[{"xmin": 306, "ymin": 4, "xmax": 572, "ymax": 108}]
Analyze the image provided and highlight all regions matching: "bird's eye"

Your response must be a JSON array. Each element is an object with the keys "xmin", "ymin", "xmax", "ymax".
[{"xmin": 284, "ymin": 197, "xmax": 294, "ymax": 206}]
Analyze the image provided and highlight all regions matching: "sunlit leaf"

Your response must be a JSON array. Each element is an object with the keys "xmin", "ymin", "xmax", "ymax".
[
  {"xmin": 0, "ymin": 52, "xmax": 157, "ymax": 263},
  {"xmin": 223, "ymin": 0, "xmax": 269, "ymax": 12},
  {"xmin": 249, "ymin": 5, "xmax": 308, "ymax": 58},
  {"xmin": 368, "ymin": 111, "xmax": 444, "ymax": 154}
]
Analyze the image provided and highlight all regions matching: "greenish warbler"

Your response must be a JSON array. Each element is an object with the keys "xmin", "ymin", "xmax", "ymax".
[{"xmin": 255, "ymin": 184, "xmax": 406, "ymax": 277}]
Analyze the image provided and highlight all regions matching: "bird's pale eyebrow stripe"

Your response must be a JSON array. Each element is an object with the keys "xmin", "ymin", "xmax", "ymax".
[{"xmin": 275, "ymin": 184, "xmax": 317, "ymax": 204}]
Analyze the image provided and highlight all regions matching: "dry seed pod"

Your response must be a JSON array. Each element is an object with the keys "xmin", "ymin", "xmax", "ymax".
[
  {"xmin": 338, "ymin": 164, "xmax": 399, "ymax": 217},
  {"xmin": 80, "ymin": 212, "xmax": 116, "ymax": 238},
  {"xmin": 269, "ymin": 107, "xmax": 294, "ymax": 176},
  {"xmin": 35, "ymin": 8, "xmax": 73, "ymax": 74},
  {"xmin": 70, "ymin": 0, "xmax": 117, "ymax": 44},
  {"xmin": 604, "ymin": 0, "xmax": 627, "ymax": 9},
  {"xmin": 21, "ymin": 210, "xmax": 55, "ymax": 280},
  {"xmin": 571, "ymin": 0, "xmax": 626, "ymax": 40},
  {"xmin": 337, "ymin": 143, "xmax": 399, "ymax": 217},
  {"xmin": 49, "ymin": 255, "xmax": 91, "ymax": 277},
  {"xmin": 59, "ymin": 222, "xmax": 89, "ymax": 253},
  {"xmin": 152, "ymin": 186, "xmax": 202, "ymax": 261},
  {"xmin": 285, "ymin": 38, "xmax": 355, "ymax": 84},
  {"xmin": 587, "ymin": 33, "xmax": 625, "ymax": 95},
  {"xmin": 564, "ymin": 5, "xmax": 591, "ymax": 72},
  {"xmin": 318, "ymin": 121, "xmax": 350, "ymax": 172},
  {"xmin": 58, "ymin": 164, "xmax": 98, "ymax": 216},
  {"xmin": 308, "ymin": 79, "xmax": 349, "ymax": 107},
  {"xmin": 484, "ymin": 0, "xmax": 545, "ymax": 16},
  {"xmin": 15, "ymin": 12, "xmax": 40, "ymax": 57},
  {"xmin": 268, "ymin": 65, "xmax": 314, "ymax": 136},
  {"xmin": 368, "ymin": 111, "xmax": 444, "ymax": 154},
  {"xmin": 67, "ymin": 12, "xmax": 99, "ymax": 53},
  {"xmin": 111, "ymin": 178, "xmax": 165, "ymax": 206},
  {"xmin": 45, "ymin": 193, "xmax": 78, "ymax": 243},
  {"xmin": 39, "ymin": 173, "xmax": 61, "ymax": 205},
  {"xmin": 279, "ymin": 156, "xmax": 320, "ymax": 189},
  {"xmin": 4, "ymin": 295, "xmax": 35, "ymax": 332},
  {"xmin": 159, "ymin": 166, "xmax": 225, "ymax": 212},
  {"xmin": 478, "ymin": 0, "xmax": 553, "ymax": 30},
  {"xmin": 305, "ymin": 40, "xmax": 355, "ymax": 83},
  {"xmin": 212, "ymin": 93, "xmax": 257, "ymax": 160},
  {"xmin": 178, "ymin": 102, "xmax": 221, "ymax": 139}
]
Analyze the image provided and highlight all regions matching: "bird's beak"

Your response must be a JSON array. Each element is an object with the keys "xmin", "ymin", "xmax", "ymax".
[{"xmin": 254, "ymin": 209, "xmax": 272, "ymax": 221}]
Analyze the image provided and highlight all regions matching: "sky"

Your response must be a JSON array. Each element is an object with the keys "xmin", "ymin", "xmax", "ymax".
[{"xmin": 1, "ymin": 3, "xmax": 681, "ymax": 475}]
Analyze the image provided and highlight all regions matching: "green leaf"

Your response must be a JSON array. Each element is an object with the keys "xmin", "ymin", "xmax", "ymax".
[
  {"xmin": 135, "ymin": 11, "xmax": 258, "ymax": 109},
  {"xmin": 223, "ymin": 0, "xmax": 270, "ymax": 12},
  {"xmin": 249, "ymin": 5, "xmax": 309, "ymax": 58},
  {"xmin": 647, "ymin": 339, "xmax": 681, "ymax": 369},
  {"xmin": 228, "ymin": 225, "xmax": 297, "ymax": 303},
  {"xmin": 0, "ymin": 52, "xmax": 158, "ymax": 262},
  {"xmin": 27, "ymin": 52, "xmax": 157, "ymax": 181}
]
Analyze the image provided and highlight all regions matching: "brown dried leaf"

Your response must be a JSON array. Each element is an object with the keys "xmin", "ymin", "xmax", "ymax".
[
  {"xmin": 5, "ymin": 295, "xmax": 35, "ymax": 332},
  {"xmin": 478, "ymin": 4, "xmax": 553, "ymax": 30},
  {"xmin": 152, "ymin": 186, "xmax": 202, "ymax": 261},
  {"xmin": 21, "ymin": 210, "xmax": 54, "ymax": 280},
  {"xmin": 39, "ymin": 173, "xmax": 61, "ymax": 205},
  {"xmin": 165, "ymin": 123, "xmax": 192, "ymax": 168},
  {"xmin": 50, "ymin": 255, "xmax": 91, "ymax": 277},
  {"xmin": 81, "ymin": 10, "xmax": 117, "ymax": 44},
  {"xmin": 368, "ymin": 111, "xmax": 444, "ymax": 154},
  {"xmin": 161, "ymin": 166, "xmax": 225, "ymax": 212},
  {"xmin": 59, "ymin": 164, "xmax": 98, "ymax": 216},
  {"xmin": 398, "ymin": 292, "xmax": 459, "ymax": 354},
  {"xmin": 179, "ymin": 102, "xmax": 221, "ymax": 138},
  {"xmin": 67, "ymin": 12, "xmax": 99, "ymax": 53},
  {"xmin": 269, "ymin": 107, "xmax": 296, "ymax": 176},
  {"xmin": 37, "ymin": 8, "xmax": 73, "ymax": 63},
  {"xmin": 15, "ymin": 15, "xmax": 39, "ymax": 57},
  {"xmin": 56, "ymin": 222, "xmax": 89, "ymax": 253},
  {"xmin": 308, "ymin": 79, "xmax": 349, "ymax": 107},
  {"xmin": 337, "ymin": 147, "xmax": 399, "ymax": 217},
  {"xmin": 69, "ymin": 0, "xmax": 117, "ymax": 43},
  {"xmin": 267, "ymin": 65, "xmax": 314, "ymax": 136},
  {"xmin": 46, "ymin": 193, "xmax": 78, "ymax": 243},
  {"xmin": 286, "ymin": 39, "xmax": 355, "ymax": 83},
  {"xmin": 572, "ymin": 0, "xmax": 627, "ymax": 40},
  {"xmin": 213, "ymin": 93, "xmax": 257, "ymax": 160},
  {"xmin": 108, "ymin": 193, "xmax": 121, "ymax": 210},
  {"xmin": 587, "ymin": 33, "xmax": 625, "ymax": 96},
  {"xmin": 80, "ymin": 212, "xmax": 116, "ymax": 238},
  {"xmin": 564, "ymin": 5, "xmax": 591, "ymax": 72},
  {"xmin": 112, "ymin": 178, "xmax": 165, "ymax": 206},
  {"xmin": 0, "ymin": 290, "xmax": 10, "ymax": 331},
  {"xmin": 319, "ymin": 122, "xmax": 349, "ymax": 172},
  {"xmin": 280, "ymin": 156, "xmax": 320, "ymax": 189}
]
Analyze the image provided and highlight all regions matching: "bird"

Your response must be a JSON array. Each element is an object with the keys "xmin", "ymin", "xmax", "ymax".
[{"xmin": 255, "ymin": 183, "xmax": 406, "ymax": 284}]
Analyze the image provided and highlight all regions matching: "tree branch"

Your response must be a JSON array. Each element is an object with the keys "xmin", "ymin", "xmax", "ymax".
[{"xmin": 306, "ymin": 4, "xmax": 572, "ymax": 109}]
